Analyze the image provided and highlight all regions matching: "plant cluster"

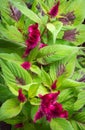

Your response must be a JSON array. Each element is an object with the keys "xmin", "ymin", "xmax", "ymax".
[{"xmin": 0, "ymin": 0, "xmax": 85, "ymax": 130}]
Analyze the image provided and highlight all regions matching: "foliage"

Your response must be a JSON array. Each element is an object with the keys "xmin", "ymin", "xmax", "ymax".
[{"xmin": 0, "ymin": 0, "xmax": 85, "ymax": 130}]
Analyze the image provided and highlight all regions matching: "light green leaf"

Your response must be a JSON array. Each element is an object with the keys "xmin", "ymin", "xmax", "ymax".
[
  {"xmin": 74, "ymin": 91, "xmax": 85, "ymax": 110},
  {"xmin": 10, "ymin": 0, "xmax": 42, "ymax": 24},
  {"xmin": 28, "ymin": 83, "xmax": 39, "ymax": 98},
  {"xmin": 50, "ymin": 118, "xmax": 74, "ymax": 130},
  {"xmin": 47, "ymin": 22, "xmax": 63, "ymax": 44},
  {"xmin": 41, "ymin": 68, "xmax": 52, "ymax": 87},
  {"xmin": 37, "ymin": 45, "xmax": 79, "ymax": 65},
  {"xmin": 0, "ymin": 98, "xmax": 23, "ymax": 121},
  {"xmin": 0, "ymin": 60, "xmax": 32, "ymax": 95}
]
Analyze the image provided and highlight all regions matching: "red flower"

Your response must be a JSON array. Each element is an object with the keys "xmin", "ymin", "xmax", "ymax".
[
  {"xmin": 48, "ymin": 1, "xmax": 60, "ymax": 17},
  {"xmin": 21, "ymin": 61, "xmax": 31, "ymax": 70},
  {"xmin": 51, "ymin": 80, "xmax": 57, "ymax": 90},
  {"xmin": 18, "ymin": 89, "xmax": 26, "ymax": 102},
  {"xmin": 39, "ymin": 43, "xmax": 48, "ymax": 49},
  {"xmin": 23, "ymin": 23, "xmax": 40, "ymax": 57},
  {"xmin": 15, "ymin": 123, "xmax": 23, "ymax": 128},
  {"xmin": 34, "ymin": 92, "xmax": 68, "ymax": 122}
]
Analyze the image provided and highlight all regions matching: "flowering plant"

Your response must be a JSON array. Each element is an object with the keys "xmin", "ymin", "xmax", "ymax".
[{"xmin": 0, "ymin": 0, "xmax": 85, "ymax": 130}]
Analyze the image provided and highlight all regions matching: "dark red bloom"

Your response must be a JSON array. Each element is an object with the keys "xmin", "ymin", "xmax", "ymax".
[
  {"xmin": 23, "ymin": 23, "xmax": 40, "ymax": 57},
  {"xmin": 34, "ymin": 92, "xmax": 68, "ymax": 122},
  {"xmin": 48, "ymin": 1, "xmax": 60, "ymax": 17},
  {"xmin": 51, "ymin": 80, "xmax": 57, "ymax": 90},
  {"xmin": 21, "ymin": 61, "xmax": 31, "ymax": 70},
  {"xmin": 15, "ymin": 123, "xmax": 23, "ymax": 128},
  {"xmin": 18, "ymin": 89, "xmax": 26, "ymax": 102},
  {"xmin": 39, "ymin": 43, "xmax": 48, "ymax": 49}
]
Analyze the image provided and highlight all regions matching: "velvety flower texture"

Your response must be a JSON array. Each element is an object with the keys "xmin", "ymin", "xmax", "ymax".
[
  {"xmin": 23, "ymin": 23, "xmax": 40, "ymax": 57},
  {"xmin": 15, "ymin": 123, "xmax": 23, "ymax": 128},
  {"xmin": 34, "ymin": 92, "xmax": 68, "ymax": 122},
  {"xmin": 21, "ymin": 61, "xmax": 31, "ymax": 70},
  {"xmin": 18, "ymin": 89, "xmax": 26, "ymax": 102},
  {"xmin": 48, "ymin": 1, "xmax": 60, "ymax": 17}
]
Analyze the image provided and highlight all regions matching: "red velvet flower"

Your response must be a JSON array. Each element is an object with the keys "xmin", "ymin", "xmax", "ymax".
[
  {"xmin": 34, "ymin": 92, "xmax": 68, "ymax": 122},
  {"xmin": 18, "ymin": 89, "xmax": 26, "ymax": 102},
  {"xmin": 48, "ymin": 1, "xmax": 60, "ymax": 17},
  {"xmin": 21, "ymin": 61, "xmax": 31, "ymax": 70},
  {"xmin": 23, "ymin": 23, "xmax": 40, "ymax": 57},
  {"xmin": 51, "ymin": 80, "xmax": 57, "ymax": 90},
  {"xmin": 15, "ymin": 123, "xmax": 23, "ymax": 128}
]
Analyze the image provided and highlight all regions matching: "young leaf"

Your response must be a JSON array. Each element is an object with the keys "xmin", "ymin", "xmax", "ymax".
[{"xmin": 46, "ymin": 22, "xmax": 63, "ymax": 44}]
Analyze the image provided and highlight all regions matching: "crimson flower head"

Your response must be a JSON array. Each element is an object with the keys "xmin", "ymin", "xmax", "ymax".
[
  {"xmin": 18, "ymin": 89, "xmax": 26, "ymax": 102},
  {"xmin": 48, "ymin": 1, "xmax": 60, "ymax": 17},
  {"xmin": 23, "ymin": 23, "xmax": 40, "ymax": 57},
  {"xmin": 21, "ymin": 61, "xmax": 31, "ymax": 70},
  {"xmin": 34, "ymin": 92, "xmax": 68, "ymax": 122}
]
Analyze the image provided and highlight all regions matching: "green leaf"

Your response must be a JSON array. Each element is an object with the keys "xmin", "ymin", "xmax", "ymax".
[
  {"xmin": 30, "ymin": 65, "xmax": 41, "ymax": 76},
  {"xmin": 0, "ymin": 53, "xmax": 23, "ymax": 63},
  {"xmin": 37, "ymin": 45, "xmax": 79, "ymax": 65},
  {"xmin": 41, "ymin": 68, "xmax": 52, "ymax": 87},
  {"xmin": 30, "ymin": 98, "xmax": 40, "ymax": 105},
  {"xmin": 0, "ymin": 84, "xmax": 14, "ymax": 102},
  {"xmin": 47, "ymin": 22, "xmax": 63, "ymax": 44},
  {"xmin": 0, "ymin": 24, "xmax": 24, "ymax": 44},
  {"xmin": 28, "ymin": 83, "xmax": 39, "ymax": 98},
  {"xmin": 0, "ymin": 98, "xmax": 23, "ymax": 121},
  {"xmin": 24, "ymin": 122, "xmax": 36, "ymax": 130},
  {"xmin": 60, "ymin": 79, "xmax": 84, "ymax": 89},
  {"xmin": 74, "ymin": 112, "xmax": 85, "ymax": 123},
  {"xmin": 50, "ymin": 118, "xmax": 74, "ymax": 130},
  {"xmin": 10, "ymin": 0, "xmax": 42, "ymax": 24},
  {"xmin": 0, "ymin": 60, "xmax": 32, "ymax": 95},
  {"xmin": 58, "ymin": 88, "xmax": 74, "ymax": 103},
  {"xmin": 74, "ymin": 91, "xmax": 85, "ymax": 111}
]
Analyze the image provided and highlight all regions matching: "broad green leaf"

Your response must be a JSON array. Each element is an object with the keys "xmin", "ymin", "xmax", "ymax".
[
  {"xmin": 37, "ymin": 45, "xmax": 79, "ymax": 65},
  {"xmin": 70, "ymin": 120, "xmax": 79, "ymax": 130},
  {"xmin": 30, "ymin": 98, "xmax": 40, "ymax": 105},
  {"xmin": 0, "ymin": 98, "xmax": 23, "ymax": 121},
  {"xmin": 0, "ymin": 53, "xmax": 23, "ymax": 63},
  {"xmin": 74, "ymin": 112, "xmax": 85, "ymax": 123},
  {"xmin": 30, "ymin": 65, "xmax": 41, "ymax": 76},
  {"xmin": 65, "ymin": 55, "xmax": 76, "ymax": 78},
  {"xmin": 60, "ymin": 79, "xmax": 85, "ymax": 89},
  {"xmin": 74, "ymin": 91, "xmax": 85, "ymax": 110},
  {"xmin": 0, "ymin": 24, "xmax": 24, "ymax": 44},
  {"xmin": 41, "ymin": 68, "xmax": 52, "ymax": 87},
  {"xmin": 50, "ymin": 118, "xmax": 74, "ymax": 130},
  {"xmin": 58, "ymin": 88, "xmax": 74, "ymax": 103},
  {"xmin": 10, "ymin": 0, "xmax": 42, "ymax": 24},
  {"xmin": 28, "ymin": 83, "xmax": 40, "ymax": 98},
  {"xmin": 0, "ymin": 60, "xmax": 32, "ymax": 94}
]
